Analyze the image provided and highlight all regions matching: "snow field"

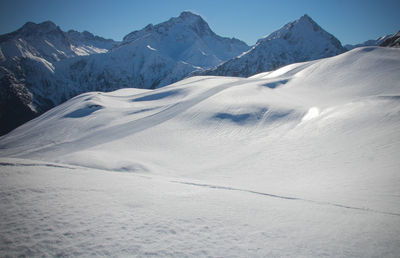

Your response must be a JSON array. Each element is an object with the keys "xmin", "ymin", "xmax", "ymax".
[{"xmin": 1, "ymin": 159, "xmax": 400, "ymax": 257}]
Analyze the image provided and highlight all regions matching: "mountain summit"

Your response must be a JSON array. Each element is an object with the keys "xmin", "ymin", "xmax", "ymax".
[
  {"xmin": 204, "ymin": 14, "xmax": 346, "ymax": 77},
  {"xmin": 123, "ymin": 11, "xmax": 212, "ymax": 42}
]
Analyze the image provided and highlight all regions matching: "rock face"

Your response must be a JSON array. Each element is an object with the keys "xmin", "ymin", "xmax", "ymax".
[
  {"xmin": 0, "ymin": 12, "xmax": 249, "ymax": 135},
  {"xmin": 380, "ymin": 31, "xmax": 400, "ymax": 47},
  {"xmin": 0, "ymin": 67, "xmax": 36, "ymax": 135},
  {"xmin": 203, "ymin": 15, "xmax": 346, "ymax": 77}
]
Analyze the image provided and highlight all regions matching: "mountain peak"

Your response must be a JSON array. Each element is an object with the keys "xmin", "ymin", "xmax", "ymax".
[
  {"xmin": 178, "ymin": 11, "xmax": 201, "ymax": 19},
  {"xmin": 296, "ymin": 14, "xmax": 321, "ymax": 30},
  {"xmin": 17, "ymin": 20, "xmax": 61, "ymax": 37},
  {"xmin": 260, "ymin": 14, "xmax": 329, "ymax": 43},
  {"xmin": 206, "ymin": 14, "xmax": 345, "ymax": 77},
  {"xmin": 299, "ymin": 14, "xmax": 313, "ymax": 22},
  {"xmin": 39, "ymin": 20, "xmax": 58, "ymax": 28},
  {"xmin": 175, "ymin": 11, "xmax": 208, "ymax": 28},
  {"xmin": 123, "ymin": 11, "xmax": 212, "ymax": 42},
  {"xmin": 22, "ymin": 21, "xmax": 57, "ymax": 31}
]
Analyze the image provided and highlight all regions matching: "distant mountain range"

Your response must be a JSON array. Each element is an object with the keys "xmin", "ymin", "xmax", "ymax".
[{"xmin": 0, "ymin": 11, "xmax": 397, "ymax": 135}]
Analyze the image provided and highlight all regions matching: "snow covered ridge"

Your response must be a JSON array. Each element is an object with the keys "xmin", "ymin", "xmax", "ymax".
[
  {"xmin": 1, "ymin": 47, "xmax": 400, "ymax": 256},
  {"xmin": 202, "ymin": 14, "xmax": 347, "ymax": 77}
]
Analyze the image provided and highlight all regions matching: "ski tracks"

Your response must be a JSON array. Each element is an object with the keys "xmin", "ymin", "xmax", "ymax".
[{"xmin": 172, "ymin": 180, "xmax": 400, "ymax": 217}]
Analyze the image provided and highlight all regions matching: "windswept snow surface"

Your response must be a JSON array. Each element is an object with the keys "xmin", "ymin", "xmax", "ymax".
[{"xmin": 1, "ymin": 47, "xmax": 400, "ymax": 256}]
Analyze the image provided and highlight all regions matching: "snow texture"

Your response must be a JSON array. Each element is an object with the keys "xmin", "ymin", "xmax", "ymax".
[{"xmin": 1, "ymin": 46, "xmax": 400, "ymax": 257}]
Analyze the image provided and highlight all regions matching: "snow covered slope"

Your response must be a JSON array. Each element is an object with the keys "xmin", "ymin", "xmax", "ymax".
[
  {"xmin": 1, "ymin": 46, "xmax": 400, "ymax": 256},
  {"xmin": 204, "ymin": 14, "xmax": 346, "ymax": 77}
]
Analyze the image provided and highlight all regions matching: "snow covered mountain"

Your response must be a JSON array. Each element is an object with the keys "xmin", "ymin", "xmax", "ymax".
[
  {"xmin": 1, "ymin": 47, "xmax": 400, "ymax": 256},
  {"xmin": 0, "ymin": 21, "xmax": 117, "ymax": 135},
  {"xmin": 122, "ymin": 11, "xmax": 249, "ymax": 68},
  {"xmin": 0, "ymin": 21, "xmax": 76, "ymax": 63},
  {"xmin": 0, "ymin": 12, "xmax": 248, "ymax": 135},
  {"xmin": 344, "ymin": 34, "xmax": 393, "ymax": 50},
  {"xmin": 204, "ymin": 14, "xmax": 346, "ymax": 77},
  {"xmin": 0, "ymin": 21, "xmax": 116, "ymax": 63},
  {"xmin": 56, "ymin": 11, "xmax": 249, "ymax": 94}
]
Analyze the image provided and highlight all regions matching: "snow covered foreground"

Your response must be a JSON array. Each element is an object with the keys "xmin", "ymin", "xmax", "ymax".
[{"xmin": 1, "ymin": 46, "xmax": 400, "ymax": 256}]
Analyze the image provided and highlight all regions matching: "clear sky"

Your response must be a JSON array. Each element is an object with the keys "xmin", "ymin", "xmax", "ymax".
[{"xmin": 0, "ymin": 0, "xmax": 399, "ymax": 46}]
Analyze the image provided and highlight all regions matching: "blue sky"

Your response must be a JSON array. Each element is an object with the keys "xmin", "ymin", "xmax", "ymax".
[{"xmin": 1, "ymin": 0, "xmax": 399, "ymax": 45}]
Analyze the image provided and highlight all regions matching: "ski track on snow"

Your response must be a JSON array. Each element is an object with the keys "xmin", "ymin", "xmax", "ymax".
[
  {"xmin": 2, "ymin": 160, "xmax": 398, "ymax": 218},
  {"xmin": 0, "ymin": 161, "xmax": 76, "ymax": 170},
  {"xmin": 172, "ymin": 181, "xmax": 400, "ymax": 217}
]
